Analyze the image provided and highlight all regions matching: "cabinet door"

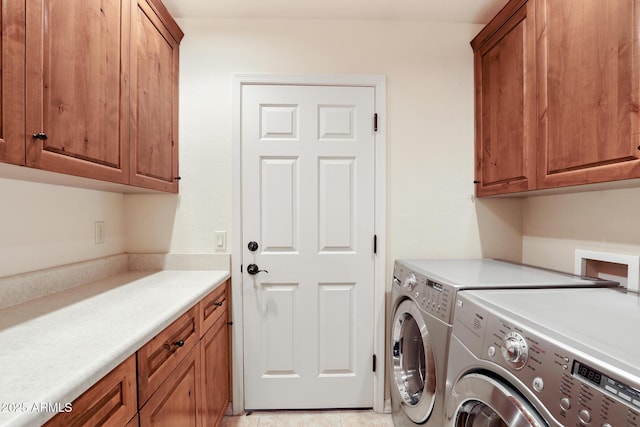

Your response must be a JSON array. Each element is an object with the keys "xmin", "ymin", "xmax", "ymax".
[
  {"xmin": 537, "ymin": 0, "xmax": 640, "ymax": 188},
  {"xmin": 25, "ymin": 0, "xmax": 130, "ymax": 183},
  {"xmin": 140, "ymin": 346, "xmax": 202, "ymax": 427},
  {"xmin": 125, "ymin": 414, "xmax": 139, "ymax": 427},
  {"xmin": 0, "ymin": 1, "xmax": 26, "ymax": 165},
  {"xmin": 201, "ymin": 313, "xmax": 230, "ymax": 427},
  {"xmin": 471, "ymin": 0, "xmax": 537, "ymax": 196},
  {"xmin": 130, "ymin": 0, "xmax": 183, "ymax": 193},
  {"xmin": 43, "ymin": 355, "xmax": 137, "ymax": 427}
]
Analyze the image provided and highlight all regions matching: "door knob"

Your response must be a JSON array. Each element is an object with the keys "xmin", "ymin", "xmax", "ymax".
[
  {"xmin": 247, "ymin": 264, "xmax": 268, "ymax": 275},
  {"xmin": 248, "ymin": 241, "xmax": 259, "ymax": 252}
]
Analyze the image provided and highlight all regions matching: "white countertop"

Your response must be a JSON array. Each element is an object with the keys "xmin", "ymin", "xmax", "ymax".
[{"xmin": 0, "ymin": 270, "xmax": 230, "ymax": 427}]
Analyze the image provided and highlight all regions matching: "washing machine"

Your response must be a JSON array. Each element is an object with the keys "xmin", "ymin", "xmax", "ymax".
[
  {"xmin": 446, "ymin": 287, "xmax": 640, "ymax": 426},
  {"xmin": 389, "ymin": 259, "xmax": 618, "ymax": 427}
]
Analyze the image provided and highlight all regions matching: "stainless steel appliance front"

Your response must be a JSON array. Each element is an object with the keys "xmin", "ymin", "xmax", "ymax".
[
  {"xmin": 447, "ymin": 288, "xmax": 640, "ymax": 426},
  {"xmin": 389, "ymin": 259, "xmax": 617, "ymax": 427}
]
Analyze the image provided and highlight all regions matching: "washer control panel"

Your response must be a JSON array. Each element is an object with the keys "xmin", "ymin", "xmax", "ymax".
[
  {"xmin": 453, "ymin": 293, "xmax": 640, "ymax": 426},
  {"xmin": 393, "ymin": 263, "xmax": 454, "ymax": 323},
  {"xmin": 401, "ymin": 272, "xmax": 416, "ymax": 290},
  {"xmin": 500, "ymin": 331, "xmax": 528, "ymax": 370}
]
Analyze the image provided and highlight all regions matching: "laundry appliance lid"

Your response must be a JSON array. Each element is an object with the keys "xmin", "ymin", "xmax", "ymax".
[{"xmin": 397, "ymin": 259, "xmax": 618, "ymax": 289}]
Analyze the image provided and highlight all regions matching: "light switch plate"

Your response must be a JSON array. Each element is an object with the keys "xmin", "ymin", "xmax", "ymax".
[
  {"xmin": 215, "ymin": 231, "xmax": 227, "ymax": 251},
  {"xmin": 95, "ymin": 221, "xmax": 105, "ymax": 245}
]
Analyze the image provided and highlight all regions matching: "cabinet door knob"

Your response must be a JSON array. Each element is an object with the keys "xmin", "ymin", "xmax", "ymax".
[
  {"xmin": 172, "ymin": 340, "xmax": 185, "ymax": 347},
  {"xmin": 32, "ymin": 132, "xmax": 48, "ymax": 141}
]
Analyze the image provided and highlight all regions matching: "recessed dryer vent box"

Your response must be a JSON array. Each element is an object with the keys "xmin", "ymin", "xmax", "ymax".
[{"xmin": 574, "ymin": 249, "xmax": 640, "ymax": 293}]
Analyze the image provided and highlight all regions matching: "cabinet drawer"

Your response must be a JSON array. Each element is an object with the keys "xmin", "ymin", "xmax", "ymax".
[
  {"xmin": 137, "ymin": 305, "xmax": 200, "ymax": 406},
  {"xmin": 44, "ymin": 355, "xmax": 137, "ymax": 427},
  {"xmin": 199, "ymin": 281, "xmax": 229, "ymax": 337}
]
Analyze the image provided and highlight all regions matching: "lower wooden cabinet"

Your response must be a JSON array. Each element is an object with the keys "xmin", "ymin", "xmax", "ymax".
[
  {"xmin": 126, "ymin": 414, "xmax": 139, "ymax": 427},
  {"xmin": 139, "ymin": 281, "xmax": 230, "ymax": 427},
  {"xmin": 43, "ymin": 280, "xmax": 231, "ymax": 427},
  {"xmin": 43, "ymin": 355, "xmax": 137, "ymax": 427},
  {"xmin": 201, "ymin": 314, "xmax": 230, "ymax": 427},
  {"xmin": 139, "ymin": 346, "xmax": 202, "ymax": 427},
  {"xmin": 199, "ymin": 284, "xmax": 228, "ymax": 339},
  {"xmin": 137, "ymin": 306, "xmax": 200, "ymax": 406}
]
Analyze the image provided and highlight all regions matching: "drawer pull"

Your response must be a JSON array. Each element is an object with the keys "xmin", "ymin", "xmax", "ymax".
[
  {"xmin": 32, "ymin": 132, "xmax": 48, "ymax": 141},
  {"xmin": 214, "ymin": 301, "xmax": 223, "ymax": 307},
  {"xmin": 172, "ymin": 340, "xmax": 185, "ymax": 348}
]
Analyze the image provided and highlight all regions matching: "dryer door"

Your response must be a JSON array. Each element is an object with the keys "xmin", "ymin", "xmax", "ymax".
[
  {"xmin": 391, "ymin": 299, "xmax": 437, "ymax": 423},
  {"xmin": 446, "ymin": 373, "xmax": 547, "ymax": 427}
]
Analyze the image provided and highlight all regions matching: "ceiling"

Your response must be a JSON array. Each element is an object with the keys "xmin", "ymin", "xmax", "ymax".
[{"xmin": 161, "ymin": 0, "xmax": 510, "ymax": 25}]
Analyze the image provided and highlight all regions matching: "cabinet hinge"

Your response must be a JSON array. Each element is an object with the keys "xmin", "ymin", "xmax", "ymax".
[
  {"xmin": 373, "ymin": 113, "xmax": 378, "ymax": 132},
  {"xmin": 372, "ymin": 354, "xmax": 377, "ymax": 372},
  {"xmin": 373, "ymin": 235, "xmax": 377, "ymax": 254},
  {"xmin": 240, "ymin": 264, "xmax": 243, "ymax": 273}
]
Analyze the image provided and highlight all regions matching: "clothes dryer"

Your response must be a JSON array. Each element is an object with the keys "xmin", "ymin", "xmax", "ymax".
[
  {"xmin": 446, "ymin": 287, "xmax": 640, "ymax": 426},
  {"xmin": 389, "ymin": 259, "xmax": 618, "ymax": 427}
]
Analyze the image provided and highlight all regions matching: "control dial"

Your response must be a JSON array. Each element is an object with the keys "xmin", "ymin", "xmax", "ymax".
[
  {"xmin": 403, "ymin": 273, "xmax": 417, "ymax": 291},
  {"xmin": 501, "ymin": 332, "xmax": 528, "ymax": 370}
]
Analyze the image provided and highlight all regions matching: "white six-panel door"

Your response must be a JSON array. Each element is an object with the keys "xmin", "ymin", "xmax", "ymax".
[{"xmin": 241, "ymin": 84, "xmax": 376, "ymax": 409}]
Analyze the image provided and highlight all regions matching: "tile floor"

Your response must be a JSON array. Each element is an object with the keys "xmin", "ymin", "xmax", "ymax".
[{"xmin": 221, "ymin": 410, "xmax": 394, "ymax": 427}]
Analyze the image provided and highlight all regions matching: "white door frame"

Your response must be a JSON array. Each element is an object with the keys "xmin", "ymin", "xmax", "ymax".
[{"xmin": 232, "ymin": 73, "xmax": 387, "ymax": 414}]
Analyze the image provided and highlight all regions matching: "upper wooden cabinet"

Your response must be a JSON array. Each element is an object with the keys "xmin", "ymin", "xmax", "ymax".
[
  {"xmin": 130, "ymin": 0, "xmax": 182, "ymax": 192},
  {"xmin": 2, "ymin": 0, "xmax": 182, "ymax": 193},
  {"xmin": 0, "ymin": 1, "xmax": 26, "ymax": 165},
  {"xmin": 471, "ymin": 0, "xmax": 536, "ymax": 196},
  {"xmin": 472, "ymin": 0, "xmax": 640, "ymax": 196},
  {"xmin": 25, "ymin": 0, "xmax": 130, "ymax": 184},
  {"xmin": 536, "ymin": 0, "xmax": 640, "ymax": 189}
]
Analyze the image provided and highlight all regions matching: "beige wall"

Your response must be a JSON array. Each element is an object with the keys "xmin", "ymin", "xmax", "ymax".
[
  {"xmin": 0, "ymin": 178, "xmax": 125, "ymax": 277},
  {"xmin": 4, "ymin": 18, "xmax": 635, "ymax": 299},
  {"xmin": 522, "ymin": 187, "xmax": 640, "ymax": 274},
  {"xmin": 1, "ymin": 19, "xmax": 524, "ymax": 280},
  {"xmin": 125, "ymin": 18, "xmax": 524, "ymax": 274}
]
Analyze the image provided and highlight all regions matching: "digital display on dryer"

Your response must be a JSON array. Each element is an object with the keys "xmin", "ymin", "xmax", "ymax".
[
  {"xmin": 573, "ymin": 361, "xmax": 640, "ymax": 411},
  {"xmin": 427, "ymin": 280, "xmax": 443, "ymax": 292},
  {"xmin": 573, "ymin": 361, "xmax": 603, "ymax": 386}
]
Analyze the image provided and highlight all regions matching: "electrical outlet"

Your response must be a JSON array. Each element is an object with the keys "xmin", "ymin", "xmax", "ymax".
[{"xmin": 95, "ymin": 221, "xmax": 105, "ymax": 244}]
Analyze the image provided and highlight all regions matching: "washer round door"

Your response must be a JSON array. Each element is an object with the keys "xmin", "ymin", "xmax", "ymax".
[
  {"xmin": 391, "ymin": 299, "xmax": 437, "ymax": 423},
  {"xmin": 447, "ymin": 373, "xmax": 547, "ymax": 427}
]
